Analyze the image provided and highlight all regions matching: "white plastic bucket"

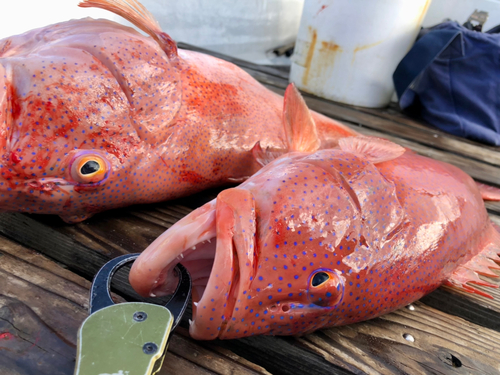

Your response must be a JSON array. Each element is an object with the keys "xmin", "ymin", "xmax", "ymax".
[
  {"xmin": 290, "ymin": 0, "xmax": 432, "ymax": 108},
  {"xmin": 0, "ymin": 0, "xmax": 304, "ymax": 66}
]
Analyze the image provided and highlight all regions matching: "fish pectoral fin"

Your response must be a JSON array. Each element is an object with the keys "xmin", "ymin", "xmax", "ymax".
[
  {"xmin": 338, "ymin": 136, "xmax": 406, "ymax": 164},
  {"xmin": 59, "ymin": 213, "xmax": 94, "ymax": 223},
  {"xmin": 443, "ymin": 225, "xmax": 500, "ymax": 299},
  {"xmin": 251, "ymin": 141, "xmax": 286, "ymax": 167},
  {"xmin": 476, "ymin": 182, "xmax": 500, "ymax": 201},
  {"xmin": 79, "ymin": 0, "xmax": 178, "ymax": 59},
  {"xmin": 283, "ymin": 83, "xmax": 320, "ymax": 153}
]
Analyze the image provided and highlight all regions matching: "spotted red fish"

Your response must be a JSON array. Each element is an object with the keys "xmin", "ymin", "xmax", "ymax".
[
  {"xmin": 0, "ymin": 0, "xmax": 356, "ymax": 223},
  {"xmin": 130, "ymin": 84, "xmax": 500, "ymax": 340}
]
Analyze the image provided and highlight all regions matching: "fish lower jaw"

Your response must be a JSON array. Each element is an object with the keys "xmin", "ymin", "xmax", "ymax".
[{"xmin": 189, "ymin": 241, "xmax": 240, "ymax": 340}]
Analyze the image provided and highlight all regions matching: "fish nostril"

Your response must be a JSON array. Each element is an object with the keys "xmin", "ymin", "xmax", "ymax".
[{"xmin": 281, "ymin": 304, "xmax": 290, "ymax": 312}]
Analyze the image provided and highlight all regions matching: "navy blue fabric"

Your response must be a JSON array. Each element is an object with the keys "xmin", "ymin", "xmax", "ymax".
[{"xmin": 393, "ymin": 22, "xmax": 500, "ymax": 146}]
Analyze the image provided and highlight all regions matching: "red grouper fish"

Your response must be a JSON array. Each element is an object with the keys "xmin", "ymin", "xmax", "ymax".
[
  {"xmin": 0, "ymin": 0, "xmax": 356, "ymax": 223},
  {"xmin": 130, "ymin": 84, "xmax": 500, "ymax": 340}
]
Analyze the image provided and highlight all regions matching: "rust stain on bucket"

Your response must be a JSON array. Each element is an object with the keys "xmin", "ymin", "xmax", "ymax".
[
  {"xmin": 354, "ymin": 40, "xmax": 383, "ymax": 54},
  {"xmin": 351, "ymin": 40, "xmax": 384, "ymax": 63},
  {"xmin": 302, "ymin": 27, "xmax": 318, "ymax": 86},
  {"xmin": 321, "ymin": 41, "xmax": 342, "ymax": 53},
  {"xmin": 303, "ymin": 33, "xmax": 343, "ymax": 88},
  {"xmin": 313, "ymin": 41, "xmax": 342, "ymax": 86}
]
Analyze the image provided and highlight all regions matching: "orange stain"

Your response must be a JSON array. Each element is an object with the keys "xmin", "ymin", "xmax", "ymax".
[
  {"xmin": 351, "ymin": 40, "xmax": 384, "ymax": 64},
  {"xmin": 353, "ymin": 40, "xmax": 383, "ymax": 54},
  {"xmin": 302, "ymin": 28, "xmax": 318, "ymax": 86},
  {"xmin": 305, "ymin": 40, "xmax": 343, "ymax": 86}
]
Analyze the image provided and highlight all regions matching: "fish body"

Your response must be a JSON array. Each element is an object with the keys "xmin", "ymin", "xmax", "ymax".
[
  {"xmin": 0, "ymin": 0, "xmax": 355, "ymax": 222},
  {"xmin": 129, "ymin": 85, "xmax": 500, "ymax": 340}
]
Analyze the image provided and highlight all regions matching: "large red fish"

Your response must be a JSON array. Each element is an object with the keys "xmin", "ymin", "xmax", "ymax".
[
  {"xmin": 0, "ymin": 0, "xmax": 356, "ymax": 223},
  {"xmin": 130, "ymin": 84, "xmax": 500, "ymax": 340}
]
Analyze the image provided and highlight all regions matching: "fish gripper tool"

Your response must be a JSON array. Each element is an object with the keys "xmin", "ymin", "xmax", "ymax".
[{"xmin": 74, "ymin": 253, "xmax": 191, "ymax": 375}]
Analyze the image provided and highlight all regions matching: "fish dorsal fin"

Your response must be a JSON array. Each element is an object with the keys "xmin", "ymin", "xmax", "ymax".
[
  {"xmin": 476, "ymin": 182, "xmax": 500, "ymax": 201},
  {"xmin": 79, "ymin": 0, "xmax": 178, "ymax": 59},
  {"xmin": 443, "ymin": 224, "xmax": 500, "ymax": 299},
  {"xmin": 283, "ymin": 83, "xmax": 320, "ymax": 153},
  {"xmin": 339, "ymin": 136, "xmax": 405, "ymax": 164}
]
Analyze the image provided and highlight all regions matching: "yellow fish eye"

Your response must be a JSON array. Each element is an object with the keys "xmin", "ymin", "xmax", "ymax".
[
  {"xmin": 311, "ymin": 271, "xmax": 330, "ymax": 287},
  {"xmin": 308, "ymin": 269, "xmax": 344, "ymax": 307},
  {"xmin": 71, "ymin": 154, "xmax": 109, "ymax": 184}
]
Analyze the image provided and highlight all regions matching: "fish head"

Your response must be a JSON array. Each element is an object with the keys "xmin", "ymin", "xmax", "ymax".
[
  {"xmin": 130, "ymin": 152, "xmax": 367, "ymax": 340},
  {"xmin": 0, "ymin": 18, "xmax": 182, "ymax": 221}
]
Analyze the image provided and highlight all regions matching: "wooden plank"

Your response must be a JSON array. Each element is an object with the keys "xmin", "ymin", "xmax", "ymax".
[
  {"xmin": 486, "ymin": 201, "xmax": 500, "ymax": 216},
  {"xmin": 299, "ymin": 301, "xmax": 500, "ymax": 374},
  {"xmin": 169, "ymin": 328, "xmax": 272, "ymax": 375},
  {"xmin": 360, "ymin": 103, "xmax": 500, "ymax": 153},
  {"xmin": 0, "ymin": 236, "xmax": 275, "ymax": 375}
]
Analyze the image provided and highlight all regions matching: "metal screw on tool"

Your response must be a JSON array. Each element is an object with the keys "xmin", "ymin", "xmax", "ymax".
[
  {"xmin": 143, "ymin": 342, "xmax": 158, "ymax": 355},
  {"xmin": 133, "ymin": 311, "xmax": 148, "ymax": 322}
]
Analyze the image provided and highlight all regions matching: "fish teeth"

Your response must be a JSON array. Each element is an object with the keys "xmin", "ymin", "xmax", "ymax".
[
  {"xmin": 193, "ymin": 301, "xmax": 198, "ymax": 307},
  {"xmin": 189, "ymin": 319, "xmax": 193, "ymax": 325},
  {"xmin": 207, "ymin": 239, "xmax": 211, "ymax": 243},
  {"xmin": 150, "ymin": 293, "xmax": 156, "ymax": 297},
  {"xmin": 192, "ymin": 246, "xmax": 196, "ymax": 250}
]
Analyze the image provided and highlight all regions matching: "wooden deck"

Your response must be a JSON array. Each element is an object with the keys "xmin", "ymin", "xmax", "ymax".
[{"xmin": 1, "ymin": 43, "xmax": 500, "ymax": 375}]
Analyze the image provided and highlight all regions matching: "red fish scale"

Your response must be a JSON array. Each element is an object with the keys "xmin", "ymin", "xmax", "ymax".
[
  {"xmin": 0, "ymin": 18, "xmax": 353, "ymax": 222},
  {"xmin": 193, "ymin": 149, "xmax": 491, "ymax": 339}
]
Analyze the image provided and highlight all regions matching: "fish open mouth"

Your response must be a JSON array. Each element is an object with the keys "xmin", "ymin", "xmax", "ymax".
[{"xmin": 130, "ymin": 189, "xmax": 255, "ymax": 340}]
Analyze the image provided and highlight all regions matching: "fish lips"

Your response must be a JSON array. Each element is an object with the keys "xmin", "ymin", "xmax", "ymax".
[{"xmin": 129, "ymin": 188, "xmax": 257, "ymax": 340}]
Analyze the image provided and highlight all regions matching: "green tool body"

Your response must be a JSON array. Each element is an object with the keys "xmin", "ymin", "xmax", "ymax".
[
  {"xmin": 75, "ymin": 303, "xmax": 173, "ymax": 375},
  {"xmin": 73, "ymin": 254, "xmax": 191, "ymax": 375}
]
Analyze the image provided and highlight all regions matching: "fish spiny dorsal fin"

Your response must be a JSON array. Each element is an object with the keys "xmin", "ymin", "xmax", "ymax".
[
  {"xmin": 476, "ymin": 182, "xmax": 500, "ymax": 201},
  {"xmin": 443, "ymin": 224, "xmax": 500, "ymax": 299},
  {"xmin": 251, "ymin": 142, "xmax": 286, "ymax": 168},
  {"xmin": 338, "ymin": 136, "xmax": 406, "ymax": 164},
  {"xmin": 283, "ymin": 83, "xmax": 320, "ymax": 153},
  {"xmin": 79, "ymin": 0, "xmax": 178, "ymax": 59}
]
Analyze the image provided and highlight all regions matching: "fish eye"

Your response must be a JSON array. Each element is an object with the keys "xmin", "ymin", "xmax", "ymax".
[
  {"xmin": 307, "ymin": 269, "xmax": 344, "ymax": 307},
  {"xmin": 312, "ymin": 272, "xmax": 330, "ymax": 287},
  {"xmin": 70, "ymin": 152, "xmax": 110, "ymax": 185},
  {"xmin": 80, "ymin": 160, "xmax": 101, "ymax": 175}
]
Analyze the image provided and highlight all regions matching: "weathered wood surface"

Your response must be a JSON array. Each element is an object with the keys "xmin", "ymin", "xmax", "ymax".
[
  {"xmin": 1, "ymin": 43, "xmax": 500, "ymax": 375},
  {"xmin": 0, "ymin": 235, "xmax": 274, "ymax": 375}
]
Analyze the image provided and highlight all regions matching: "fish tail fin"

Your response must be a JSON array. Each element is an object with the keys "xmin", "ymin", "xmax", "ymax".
[
  {"xmin": 79, "ymin": 0, "xmax": 178, "ymax": 59},
  {"xmin": 476, "ymin": 182, "xmax": 500, "ymax": 201},
  {"xmin": 443, "ymin": 223, "xmax": 500, "ymax": 299}
]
